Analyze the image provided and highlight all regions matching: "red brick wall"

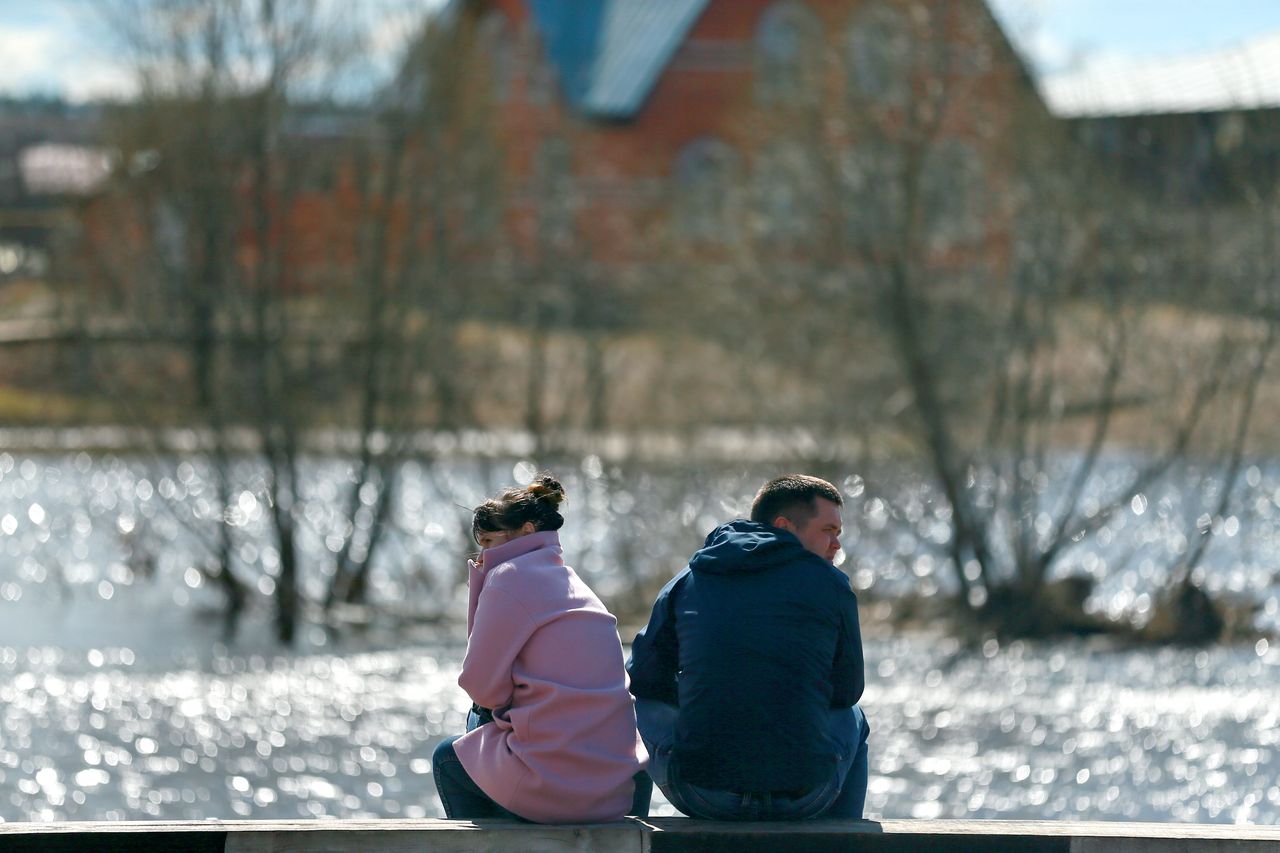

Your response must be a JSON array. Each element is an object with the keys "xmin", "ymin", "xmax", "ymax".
[{"xmin": 468, "ymin": 0, "xmax": 1035, "ymax": 268}]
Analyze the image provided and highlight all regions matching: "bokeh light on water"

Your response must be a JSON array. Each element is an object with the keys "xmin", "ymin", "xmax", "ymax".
[
  {"xmin": 5, "ymin": 449, "xmax": 1280, "ymax": 630},
  {"xmin": 3, "ymin": 449, "xmax": 1280, "ymax": 822},
  {"xmin": 0, "ymin": 643, "xmax": 469, "ymax": 821},
  {"xmin": 860, "ymin": 636, "xmax": 1280, "ymax": 824},
  {"xmin": 0, "ymin": 635, "xmax": 1278, "ymax": 822}
]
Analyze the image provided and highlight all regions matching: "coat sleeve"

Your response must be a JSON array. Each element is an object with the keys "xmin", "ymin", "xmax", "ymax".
[
  {"xmin": 458, "ymin": 584, "xmax": 535, "ymax": 711},
  {"xmin": 626, "ymin": 571, "xmax": 685, "ymax": 706},
  {"xmin": 830, "ymin": 582, "xmax": 865, "ymax": 709}
]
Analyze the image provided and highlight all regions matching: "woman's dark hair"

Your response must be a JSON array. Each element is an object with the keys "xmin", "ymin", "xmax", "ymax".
[{"xmin": 472, "ymin": 473, "xmax": 566, "ymax": 545}]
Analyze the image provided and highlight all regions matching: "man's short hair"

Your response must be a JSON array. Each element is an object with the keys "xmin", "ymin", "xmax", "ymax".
[{"xmin": 750, "ymin": 474, "xmax": 842, "ymax": 527}]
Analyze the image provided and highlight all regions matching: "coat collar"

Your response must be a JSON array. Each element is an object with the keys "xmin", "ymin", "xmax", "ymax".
[{"xmin": 480, "ymin": 529, "xmax": 561, "ymax": 569}]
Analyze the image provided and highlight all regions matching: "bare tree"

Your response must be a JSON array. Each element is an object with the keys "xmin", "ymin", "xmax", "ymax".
[
  {"xmin": 683, "ymin": 0, "xmax": 1278, "ymax": 638},
  {"xmin": 66, "ymin": 0, "xmax": 504, "ymax": 643}
]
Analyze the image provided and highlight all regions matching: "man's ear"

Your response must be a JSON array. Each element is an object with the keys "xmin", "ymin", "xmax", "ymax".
[{"xmin": 772, "ymin": 515, "xmax": 794, "ymax": 532}]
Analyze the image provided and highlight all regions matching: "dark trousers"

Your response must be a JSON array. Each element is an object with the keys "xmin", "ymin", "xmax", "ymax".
[
  {"xmin": 432, "ymin": 732, "xmax": 654, "ymax": 820},
  {"xmin": 636, "ymin": 699, "xmax": 870, "ymax": 821}
]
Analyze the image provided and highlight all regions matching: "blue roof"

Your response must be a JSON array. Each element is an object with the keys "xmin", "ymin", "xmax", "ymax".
[{"xmin": 528, "ymin": 0, "xmax": 710, "ymax": 120}]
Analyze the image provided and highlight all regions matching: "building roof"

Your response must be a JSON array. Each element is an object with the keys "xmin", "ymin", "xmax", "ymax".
[
  {"xmin": 528, "ymin": 0, "xmax": 710, "ymax": 119},
  {"xmin": 1041, "ymin": 31, "xmax": 1280, "ymax": 118},
  {"xmin": 18, "ymin": 143, "xmax": 111, "ymax": 197}
]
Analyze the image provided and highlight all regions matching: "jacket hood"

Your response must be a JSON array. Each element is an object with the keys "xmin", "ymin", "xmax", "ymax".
[{"xmin": 689, "ymin": 520, "xmax": 816, "ymax": 576}]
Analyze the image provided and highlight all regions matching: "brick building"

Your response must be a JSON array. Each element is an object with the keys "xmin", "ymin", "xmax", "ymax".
[
  {"xmin": 0, "ymin": 99, "xmax": 106, "ymax": 283},
  {"xmin": 458, "ymin": 0, "xmax": 1041, "ymax": 275},
  {"xmin": 1048, "ymin": 35, "xmax": 1280, "ymax": 312}
]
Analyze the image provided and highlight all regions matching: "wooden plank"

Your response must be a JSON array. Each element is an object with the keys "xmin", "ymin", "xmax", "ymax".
[
  {"xmin": 1, "ymin": 818, "xmax": 1277, "ymax": 853},
  {"xmin": 222, "ymin": 820, "xmax": 646, "ymax": 853},
  {"xmin": 1072, "ymin": 841, "xmax": 1277, "ymax": 853},
  {"xmin": 0, "ymin": 822, "xmax": 226, "ymax": 853},
  {"xmin": 0, "ymin": 820, "xmax": 229, "ymax": 835},
  {"xmin": 644, "ymin": 818, "xmax": 1280, "ymax": 838},
  {"xmin": 641, "ymin": 820, "xmax": 1280, "ymax": 853},
  {"xmin": 643, "ymin": 818, "xmax": 1066, "ymax": 853}
]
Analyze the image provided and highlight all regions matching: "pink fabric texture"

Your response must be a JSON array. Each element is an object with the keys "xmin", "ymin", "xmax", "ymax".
[{"xmin": 452, "ymin": 530, "xmax": 647, "ymax": 823}]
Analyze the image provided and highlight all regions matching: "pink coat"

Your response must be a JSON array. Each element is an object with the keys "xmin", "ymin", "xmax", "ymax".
[{"xmin": 452, "ymin": 530, "xmax": 647, "ymax": 823}]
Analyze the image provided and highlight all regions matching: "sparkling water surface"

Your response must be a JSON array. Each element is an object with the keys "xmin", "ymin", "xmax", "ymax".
[
  {"xmin": 0, "ymin": 628, "xmax": 1276, "ymax": 824},
  {"xmin": 2, "ymin": 449, "xmax": 1278, "ymax": 823}
]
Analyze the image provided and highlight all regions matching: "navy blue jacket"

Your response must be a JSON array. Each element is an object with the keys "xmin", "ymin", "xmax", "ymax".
[{"xmin": 627, "ymin": 520, "xmax": 864, "ymax": 792}]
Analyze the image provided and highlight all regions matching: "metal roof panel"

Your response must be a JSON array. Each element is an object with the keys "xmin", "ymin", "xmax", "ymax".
[
  {"xmin": 580, "ymin": 0, "xmax": 711, "ymax": 119},
  {"xmin": 528, "ymin": 0, "xmax": 710, "ymax": 120},
  {"xmin": 1042, "ymin": 31, "xmax": 1280, "ymax": 117}
]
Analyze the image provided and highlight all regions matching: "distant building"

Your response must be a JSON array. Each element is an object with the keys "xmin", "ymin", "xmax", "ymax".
[
  {"xmin": 0, "ymin": 98, "xmax": 108, "ymax": 282},
  {"xmin": 1041, "ymin": 32, "xmax": 1280, "ymax": 119},
  {"xmin": 6, "ymin": 2, "xmax": 1053, "ymax": 297},
  {"xmin": 455, "ymin": 0, "xmax": 1042, "ymax": 276},
  {"xmin": 1049, "ymin": 38, "xmax": 1280, "ymax": 309}
]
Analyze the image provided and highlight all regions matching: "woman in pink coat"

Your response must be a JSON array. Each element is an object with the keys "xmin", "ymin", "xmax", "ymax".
[{"xmin": 432, "ymin": 474, "xmax": 650, "ymax": 822}]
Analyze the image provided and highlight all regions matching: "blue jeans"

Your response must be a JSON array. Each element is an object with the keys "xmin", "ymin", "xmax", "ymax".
[
  {"xmin": 433, "ymin": 734, "xmax": 523, "ymax": 820},
  {"xmin": 434, "ymin": 708, "xmax": 654, "ymax": 820},
  {"xmin": 635, "ymin": 699, "xmax": 869, "ymax": 821}
]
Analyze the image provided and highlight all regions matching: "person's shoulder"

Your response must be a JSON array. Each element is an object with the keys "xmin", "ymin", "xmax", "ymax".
[
  {"xmin": 665, "ymin": 566, "xmax": 693, "ymax": 589},
  {"xmin": 794, "ymin": 555, "xmax": 856, "ymax": 597},
  {"xmin": 826, "ymin": 565, "xmax": 857, "ymax": 599},
  {"xmin": 649, "ymin": 566, "xmax": 693, "ymax": 603}
]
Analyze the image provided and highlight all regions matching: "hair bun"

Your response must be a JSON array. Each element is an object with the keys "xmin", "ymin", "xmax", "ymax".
[{"xmin": 527, "ymin": 474, "xmax": 566, "ymax": 508}]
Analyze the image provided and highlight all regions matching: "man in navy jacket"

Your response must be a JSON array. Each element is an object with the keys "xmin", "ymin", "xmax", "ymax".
[{"xmin": 628, "ymin": 474, "xmax": 869, "ymax": 820}]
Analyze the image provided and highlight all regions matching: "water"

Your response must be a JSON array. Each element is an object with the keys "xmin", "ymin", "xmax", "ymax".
[
  {"xmin": 866, "ymin": 634, "xmax": 1279, "ymax": 824},
  {"xmin": 2, "ymin": 449, "xmax": 1280, "ymax": 823},
  {"xmin": 0, "ymin": 627, "xmax": 1277, "ymax": 823},
  {"xmin": 3, "ymin": 450, "xmax": 1279, "ymax": 630}
]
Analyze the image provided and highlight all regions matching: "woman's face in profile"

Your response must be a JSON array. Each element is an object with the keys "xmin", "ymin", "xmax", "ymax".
[
  {"xmin": 474, "ymin": 521, "xmax": 538, "ymax": 551},
  {"xmin": 475, "ymin": 528, "xmax": 518, "ymax": 550}
]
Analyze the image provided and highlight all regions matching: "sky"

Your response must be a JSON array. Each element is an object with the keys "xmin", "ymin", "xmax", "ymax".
[
  {"xmin": 0, "ymin": 0, "xmax": 443, "ymax": 102},
  {"xmin": 2, "ymin": 0, "xmax": 1280, "ymax": 101},
  {"xmin": 985, "ymin": 0, "xmax": 1280, "ymax": 74}
]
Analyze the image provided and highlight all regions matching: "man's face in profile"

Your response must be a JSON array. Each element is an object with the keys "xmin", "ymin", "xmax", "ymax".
[{"xmin": 784, "ymin": 498, "xmax": 843, "ymax": 564}]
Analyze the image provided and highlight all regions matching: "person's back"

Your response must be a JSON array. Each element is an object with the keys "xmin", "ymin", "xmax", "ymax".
[
  {"xmin": 666, "ymin": 522, "xmax": 860, "ymax": 791},
  {"xmin": 629, "ymin": 475, "xmax": 870, "ymax": 821},
  {"xmin": 432, "ymin": 474, "xmax": 649, "ymax": 823}
]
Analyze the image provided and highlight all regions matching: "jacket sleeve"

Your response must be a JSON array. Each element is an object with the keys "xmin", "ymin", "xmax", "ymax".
[
  {"xmin": 458, "ymin": 584, "xmax": 535, "ymax": 711},
  {"xmin": 830, "ymin": 584, "xmax": 865, "ymax": 708},
  {"xmin": 626, "ymin": 572, "xmax": 684, "ymax": 706}
]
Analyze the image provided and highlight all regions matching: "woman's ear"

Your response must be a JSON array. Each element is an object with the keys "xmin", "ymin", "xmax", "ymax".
[{"xmin": 520, "ymin": 521, "xmax": 538, "ymax": 536}]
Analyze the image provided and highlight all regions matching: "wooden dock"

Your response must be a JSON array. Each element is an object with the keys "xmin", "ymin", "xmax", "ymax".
[{"xmin": 2, "ymin": 818, "xmax": 1278, "ymax": 852}]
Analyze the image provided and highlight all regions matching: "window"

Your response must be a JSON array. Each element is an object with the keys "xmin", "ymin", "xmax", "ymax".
[
  {"xmin": 476, "ymin": 11, "xmax": 515, "ymax": 102},
  {"xmin": 920, "ymin": 139, "xmax": 985, "ymax": 248},
  {"xmin": 755, "ymin": 1, "xmax": 821, "ymax": 104},
  {"xmin": 462, "ymin": 159, "xmax": 503, "ymax": 239},
  {"xmin": 674, "ymin": 138, "xmax": 740, "ymax": 239},
  {"xmin": 847, "ymin": 2, "xmax": 911, "ymax": 106},
  {"xmin": 535, "ymin": 137, "xmax": 574, "ymax": 247},
  {"xmin": 522, "ymin": 21, "xmax": 557, "ymax": 105},
  {"xmin": 840, "ymin": 141, "xmax": 905, "ymax": 243},
  {"xmin": 753, "ymin": 142, "xmax": 819, "ymax": 242},
  {"xmin": 934, "ymin": 6, "xmax": 993, "ymax": 79}
]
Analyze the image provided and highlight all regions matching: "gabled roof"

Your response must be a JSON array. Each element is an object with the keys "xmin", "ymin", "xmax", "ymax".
[
  {"xmin": 1042, "ymin": 31, "xmax": 1280, "ymax": 118},
  {"xmin": 528, "ymin": 0, "xmax": 710, "ymax": 120}
]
